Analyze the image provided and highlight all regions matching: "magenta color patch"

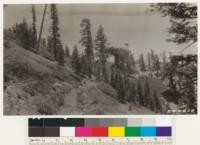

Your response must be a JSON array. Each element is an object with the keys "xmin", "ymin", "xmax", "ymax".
[{"xmin": 75, "ymin": 127, "xmax": 92, "ymax": 137}]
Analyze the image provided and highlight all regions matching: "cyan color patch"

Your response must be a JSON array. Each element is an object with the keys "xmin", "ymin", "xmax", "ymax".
[{"xmin": 140, "ymin": 127, "xmax": 156, "ymax": 136}]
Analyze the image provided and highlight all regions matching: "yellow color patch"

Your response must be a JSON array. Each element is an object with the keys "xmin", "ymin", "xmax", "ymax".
[{"xmin": 108, "ymin": 127, "xmax": 125, "ymax": 137}]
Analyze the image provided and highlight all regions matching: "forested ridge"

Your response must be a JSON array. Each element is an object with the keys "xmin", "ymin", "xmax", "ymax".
[{"xmin": 4, "ymin": 3, "xmax": 197, "ymax": 115}]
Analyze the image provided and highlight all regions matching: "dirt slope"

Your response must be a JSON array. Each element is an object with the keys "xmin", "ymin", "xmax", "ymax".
[
  {"xmin": 58, "ymin": 81, "xmax": 154, "ymax": 115},
  {"xmin": 4, "ymin": 38, "xmax": 78, "ymax": 115}
]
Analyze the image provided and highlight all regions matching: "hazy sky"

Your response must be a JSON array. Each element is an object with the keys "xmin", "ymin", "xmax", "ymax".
[{"xmin": 4, "ymin": 4, "xmax": 197, "ymax": 59}]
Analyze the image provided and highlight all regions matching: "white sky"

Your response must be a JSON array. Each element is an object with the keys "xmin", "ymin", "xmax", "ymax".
[{"xmin": 4, "ymin": 4, "xmax": 197, "ymax": 59}]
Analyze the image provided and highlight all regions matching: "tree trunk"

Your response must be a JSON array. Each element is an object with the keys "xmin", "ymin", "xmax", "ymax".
[{"xmin": 37, "ymin": 4, "xmax": 48, "ymax": 49}]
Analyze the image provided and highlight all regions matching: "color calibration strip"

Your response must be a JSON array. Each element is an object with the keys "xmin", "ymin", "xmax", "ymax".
[{"xmin": 29, "ymin": 118, "xmax": 172, "ymax": 137}]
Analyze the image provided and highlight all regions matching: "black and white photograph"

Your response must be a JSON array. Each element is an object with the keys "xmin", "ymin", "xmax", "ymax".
[{"xmin": 3, "ymin": 3, "xmax": 197, "ymax": 115}]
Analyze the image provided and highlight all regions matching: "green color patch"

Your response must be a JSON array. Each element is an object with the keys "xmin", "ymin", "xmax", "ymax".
[{"xmin": 125, "ymin": 127, "xmax": 140, "ymax": 136}]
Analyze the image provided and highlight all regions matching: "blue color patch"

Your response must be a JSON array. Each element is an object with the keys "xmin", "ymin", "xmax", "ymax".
[{"xmin": 140, "ymin": 127, "xmax": 156, "ymax": 136}]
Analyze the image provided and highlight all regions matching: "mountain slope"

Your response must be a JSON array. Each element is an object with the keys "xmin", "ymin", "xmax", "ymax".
[
  {"xmin": 4, "ymin": 37, "xmax": 79, "ymax": 115},
  {"xmin": 4, "ymin": 35, "xmax": 155, "ymax": 115},
  {"xmin": 58, "ymin": 81, "xmax": 154, "ymax": 115}
]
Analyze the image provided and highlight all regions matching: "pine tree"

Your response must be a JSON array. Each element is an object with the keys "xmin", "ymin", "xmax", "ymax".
[
  {"xmin": 149, "ymin": 96, "xmax": 154, "ymax": 111},
  {"xmin": 13, "ymin": 18, "xmax": 32, "ymax": 50},
  {"xmin": 137, "ymin": 79, "xmax": 143, "ymax": 105},
  {"xmin": 128, "ymin": 83, "xmax": 137, "ymax": 111},
  {"xmin": 47, "ymin": 36, "xmax": 54, "ymax": 61},
  {"xmin": 182, "ymin": 77, "xmax": 196, "ymax": 112},
  {"xmin": 57, "ymin": 41, "xmax": 65, "ymax": 65},
  {"xmin": 154, "ymin": 55, "xmax": 161, "ymax": 77},
  {"xmin": 118, "ymin": 73, "xmax": 126, "ymax": 103},
  {"xmin": 41, "ymin": 38, "xmax": 47, "ymax": 48},
  {"xmin": 50, "ymin": 4, "xmax": 63, "ymax": 65},
  {"xmin": 161, "ymin": 51, "xmax": 167, "ymax": 74},
  {"xmin": 96, "ymin": 61, "xmax": 101, "ymax": 80},
  {"xmin": 31, "ymin": 4, "xmax": 37, "ymax": 50},
  {"xmin": 164, "ymin": 55, "xmax": 197, "ymax": 113},
  {"xmin": 71, "ymin": 45, "xmax": 80, "ymax": 73},
  {"xmin": 144, "ymin": 78, "xmax": 151, "ymax": 108},
  {"xmin": 110, "ymin": 67, "xmax": 116, "ymax": 88},
  {"xmin": 150, "ymin": 50, "xmax": 155, "ymax": 72},
  {"xmin": 79, "ymin": 18, "xmax": 94, "ymax": 78},
  {"xmin": 65, "ymin": 45, "xmax": 70, "ymax": 57},
  {"xmin": 104, "ymin": 68, "xmax": 109, "ymax": 83},
  {"xmin": 152, "ymin": 3, "xmax": 197, "ymax": 113},
  {"xmin": 162, "ymin": 51, "xmax": 167, "ymax": 65},
  {"xmin": 39, "ymin": 38, "xmax": 47, "ymax": 53},
  {"xmin": 124, "ymin": 76, "xmax": 131, "ymax": 101},
  {"xmin": 94, "ymin": 24, "xmax": 108, "ymax": 81},
  {"xmin": 80, "ymin": 55, "xmax": 88, "ymax": 75},
  {"xmin": 153, "ymin": 90, "xmax": 160, "ymax": 113},
  {"xmin": 147, "ymin": 53, "xmax": 152, "ymax": 77},
  {"xmin": 127, "ymin": 51, "xmax": 136, "ymax": 74},
  {"xmin": 152, "ymin": 3, "xmax": 197, "ymax": 44},
  {"xmin": 130, "ymin": 83, "xmax": 137, "ymax": 104},
  {"xmin": 39, "ymin": 38, "xmax": 51, "ymax": 59},
  {"xmin": 139, "ymin": 54, "xmax": 146, "ymax": 72},
  {"xmin": 111, "ymin": 69, "xmax": 126, "ymax": 103},
  {"xmin": 151, "ymin": 50, "xmax": 154, "ymax": 59}
]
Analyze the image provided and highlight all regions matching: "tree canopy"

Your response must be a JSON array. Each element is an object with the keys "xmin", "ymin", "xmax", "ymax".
[{"xmin": 152, "ymin": 3, "xmax": 197, "ymax": 45}]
